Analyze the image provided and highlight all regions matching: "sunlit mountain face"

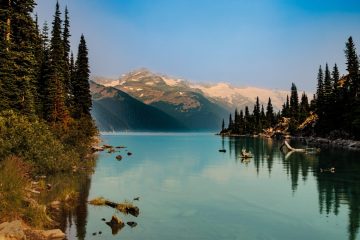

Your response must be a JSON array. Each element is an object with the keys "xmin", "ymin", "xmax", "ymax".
[{"xmin": 92, "ymin": 69, "xmax": 293, "ymax": 131}]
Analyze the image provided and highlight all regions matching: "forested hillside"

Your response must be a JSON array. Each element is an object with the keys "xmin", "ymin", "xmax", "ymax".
[{"xmin": 0, "ymin": 0, "xmax": 96, "ymax": 224}]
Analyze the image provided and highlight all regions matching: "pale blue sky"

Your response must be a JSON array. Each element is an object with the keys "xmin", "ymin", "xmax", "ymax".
[{"xmin": 35, "ymin": 0, "xmax": 360, "ymax": 91}]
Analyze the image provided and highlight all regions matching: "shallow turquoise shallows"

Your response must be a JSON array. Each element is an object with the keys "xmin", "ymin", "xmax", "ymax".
[{"xmin": 65, "ymin": 133, "xmax": 360, "ymax": 240}]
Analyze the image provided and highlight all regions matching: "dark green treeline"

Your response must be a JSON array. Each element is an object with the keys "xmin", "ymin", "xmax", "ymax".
[
  {"xmin": 0, "ymin": 0, "xmax": 93, "ymax": 125},
  {"xmin": 222, "ymin": 37, "xmax": 360, "ymax": 140}
]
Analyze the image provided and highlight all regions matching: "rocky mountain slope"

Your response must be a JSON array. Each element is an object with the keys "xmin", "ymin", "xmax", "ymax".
[
  {"xmin": 90, "ymin": 81, "xmax": 186, "ymax": 131},
  {"xmin": 94, "ymin": 69, "xmax": 229, "ymax": 130},
  {"xmin": 94, "ymin": 69, "xmax": 288, "ymax": 111},
  {"xmin": 92, "ymin": 69, "xmax": 292, "ymax": 131}
]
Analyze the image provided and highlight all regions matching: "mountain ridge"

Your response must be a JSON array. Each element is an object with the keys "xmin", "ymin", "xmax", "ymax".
[
  {"xmin": 93, "ymin": 68, "xmax": 290, "ymax": 111},
  {"xmin": 90, "ymin": 81, "xmax": 187, "ymax": 131}
]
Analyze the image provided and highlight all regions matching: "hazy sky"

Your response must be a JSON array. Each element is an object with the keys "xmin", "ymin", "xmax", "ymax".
[{"xmin": 35, "ymin": 0, "xmax": 360, "ymax": 91}]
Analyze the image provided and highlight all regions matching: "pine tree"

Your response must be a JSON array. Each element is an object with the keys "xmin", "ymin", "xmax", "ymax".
[
  {"xmin": 244, "ymin": 106, "xmax": 250, "ymax": 133},
  {"xmin": 36, "ymin": 22, "xmax": 51, "ymax": 118},
  {"xmin": 33, "ymin": 14, "xmax": 44, "ymax": 116},
  {"xmin": 73, "ymin": 34, "xmax": 92, "ymax": 117},
  {"xmin": 44, "ymin": 1, "xmax": 68, "ymax": 123},
  {"xmin": 299, "ymin": 92, "xmax": 309, "ymax": 123},
  {"xmin": 62, "ymin": 6, "xmax": 71, "ymax": 106},
  {"xmin": 282, "ymin": 95, "xmax": 290, "ymax": 117},
  {"xmin": 290, "ymin": 83, "xmax": 299, "ymax": 120},
  {"xmin": 239, "ymin": 110, "xmax": 244, "ymax": 134},
  {"xmin": 345, "ymin": 36, "xmax": 359, "ymax": 96},
  {"xmin": 316, "ymin": 65, "xmax": 324, "ymax": 112},
  {"xmin": 253, "ymin": 97, "xmax": 260, "ymax": 132},
  {"xmin": 0, "ymin": 0, "xmax": 37, "ymax": 114},
  {"xmin": 266, "ymin": 97, "xmax": 274, "ymax": 127},
  {"xmin": 323, "ymin": 63, "xmax": 332, "ymax": 106},
  {"xmin": 68, "ymin": 52, "xmax": 75, "ymax": 109},
  {"xmin": 260, "ymin": 104, "xmax": 266, "ymax": 130},
  {"xmin": 228, "ymin": 114, "xmax": 233, "ymax": 129},
  {"xmin": 331, "ymin": 63, "xmax": 340, "ymax": 105},
  {"xmin": 344, "ymin": 37, "xmax": 360, "ymax": 137},
  {"xmin": 0, "ymin": 0, "xmax": 11, "ymax": 110},
  {"xmin": 234, "ymin": 108, "xmax": 239, "ymax": 131},
  {"xmin": 221, "ymin": 119, "xmax": 225, "ymax": 131}
]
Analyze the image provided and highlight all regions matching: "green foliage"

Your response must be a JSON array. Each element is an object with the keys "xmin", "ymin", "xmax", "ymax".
[{"xmin": 0, "ymin": 110, "xmax": 77, "ymax": 173}]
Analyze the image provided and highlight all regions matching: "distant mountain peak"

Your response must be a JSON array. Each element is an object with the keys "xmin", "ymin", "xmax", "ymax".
[{"xmin": 93, "ymin": 68, "xmax": 292, "ymax": 111}]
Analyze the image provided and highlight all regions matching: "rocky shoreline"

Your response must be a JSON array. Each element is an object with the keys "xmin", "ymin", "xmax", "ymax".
[
  {"xmin": 0, "ymin": 220, "xmax": 65, "ymax": 240},
  {"xmin": 306, "ymin": 137, "xmax": 360, "ymax": 151},
  {"xmin": 219, "ymin": 133, "xmax": 360, "ymax": 151}
]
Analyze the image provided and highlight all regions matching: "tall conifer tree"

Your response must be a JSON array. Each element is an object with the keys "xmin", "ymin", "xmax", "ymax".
[
  {"xmin": 266, "ymin": 97, "xmax": 274, "ymax": 126},
  {"xmin": 0, "ymin": 0, "xmax": 37, "ymax": 114},
  {"xmin": 345, "ymin": 36, "xmax": 359, "ymax": 96},
  {"xmin": 73, "ymin": 34, "xmax": 92, "ymax": 117},
  {"xmin": 44, "ymin": 1, "xmax": 68, "ymax": 123},
  {"xmin": 323, "ymin": 63, "xmax": 332, "ymax": 106},
  {"xmin": 63, "ymin": 6, "xmax": 71, "ymax": 106},
  {"xmin": 290, "ymin": 83, "xmax": 299, "ymax": 120}
]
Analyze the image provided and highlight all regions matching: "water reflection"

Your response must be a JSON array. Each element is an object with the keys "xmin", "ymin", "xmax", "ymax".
[
  {"xmin": 37, "ymin": 172, "xmax": 92, "ymax": 240},
  {"xmin": 226, "ymin": 136, "xmax": 360, "ymax": 240}
]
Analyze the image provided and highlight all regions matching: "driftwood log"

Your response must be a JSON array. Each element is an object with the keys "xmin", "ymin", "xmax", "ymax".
[{"xmin": 280, "ymin": 141, "xmax": 306, "ymax": 152}]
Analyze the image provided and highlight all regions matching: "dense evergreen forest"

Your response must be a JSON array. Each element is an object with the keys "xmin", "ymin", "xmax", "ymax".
[
  {"xmin": 0, "ymin": 0, "xmax": 96, "ymax": 223},
  {"xmin": 222, "ymin": 37, "xmax": 360, "ymax": 140}
]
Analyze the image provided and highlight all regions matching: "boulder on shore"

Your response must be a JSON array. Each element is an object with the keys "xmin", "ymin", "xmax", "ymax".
[
  {"xmin": 36, "ymin": 229, "xmax": 65, "ymax": 240},
  {"xmin": 0, "ymin": 220, "xmax": 25, "ymax": 240}
]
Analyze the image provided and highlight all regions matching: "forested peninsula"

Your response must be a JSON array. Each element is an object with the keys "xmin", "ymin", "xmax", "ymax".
[{"xmin": 221, "ymin": 37, "xmax": 360, "ymax": 144}]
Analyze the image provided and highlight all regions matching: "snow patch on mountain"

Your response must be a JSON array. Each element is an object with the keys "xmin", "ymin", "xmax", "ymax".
[{"xmin": 191, "ymin": 82, "xmax": 288, "ymax": 110}]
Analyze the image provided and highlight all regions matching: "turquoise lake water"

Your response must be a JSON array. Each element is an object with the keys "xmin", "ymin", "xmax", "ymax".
[{"xmin": 65, "ymin": 133, "xmax": 360, "ymax": 240}]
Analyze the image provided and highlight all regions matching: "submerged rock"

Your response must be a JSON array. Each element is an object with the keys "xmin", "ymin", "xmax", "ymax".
[
  {"xmin": 127, "ymin": 221, "xmax": 137, "ymax": 228},
  {"xmin": 116, "ymin": 203, "xmax": 139, "ymax": 217},
  {"xmin": 108, "ymin": 148, "xmax": 115, "ymax": 153},
  {"xmin": 92, "ymin": 146, "xmax": 104, "ymax": 152},
  {"xmin": 106, "ymin": 216, "xmax": 125, "ymax": 235},
  {"xmin": 115, "ymin": 155, "xmax": 122, "ymax": 161},
  {"xmin": 127, "ymin": 152, "xmax": 132, "ymax": 156}
]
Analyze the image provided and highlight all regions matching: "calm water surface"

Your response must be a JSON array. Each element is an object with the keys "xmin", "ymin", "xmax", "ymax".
[{"xmin": 65, "ymin": 133, "xmax": 360, "ymax": 240}]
